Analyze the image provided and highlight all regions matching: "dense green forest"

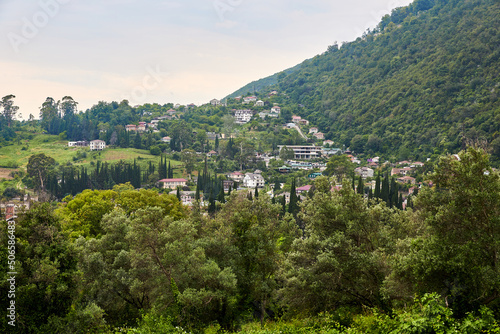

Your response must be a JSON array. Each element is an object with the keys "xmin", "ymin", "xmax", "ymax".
[
  {"xmin": 1, "ymin": 147, "xmax": 499, "ymax": 333},
  {"xmin": 230, "ymin": 0, "xmax": 500, "ymax": 162}
]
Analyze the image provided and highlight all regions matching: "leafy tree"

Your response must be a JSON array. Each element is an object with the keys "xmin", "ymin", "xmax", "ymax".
[
  {"xmin": 389, "ymin": 147, "xmax": 500, "ymax": 315},
  {"xmin": 204, "ymin": 192, "xmax": 298, "ymax": 327},
  {"xmin": 27, "ymin": 153, "xmax": 56, "ymax": 192},
  {"xmin": 323, "ymin": 155, "xmax": 354, "ymax": 181},
  {"xmin": 181, "ymin": 149, "xmax": 197, "ymax": 177},
  {"xmin": 279, "ymin": 146, "xmax": 295, "ymax": 160},
  {"xmin": 281, "ymin": 176, "xmax": 397, "ymax": 315},
  {"xmin": 0, "ymin": 204, "xmax": 79, "ymax": 333},
  {"xmin": 0, "ymin": 94, "xmax": 19, "ymax": 127}
]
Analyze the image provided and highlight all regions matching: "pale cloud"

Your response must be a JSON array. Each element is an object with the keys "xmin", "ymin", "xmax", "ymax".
[{"xmin": 0, "ymin": 0, "xmax": 413, "ymax": 119}]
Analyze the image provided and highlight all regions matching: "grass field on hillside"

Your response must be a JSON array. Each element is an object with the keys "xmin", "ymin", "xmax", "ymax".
[{"xmin": 0, "ymin": 134, "xmax": 184, "ymax": 175}]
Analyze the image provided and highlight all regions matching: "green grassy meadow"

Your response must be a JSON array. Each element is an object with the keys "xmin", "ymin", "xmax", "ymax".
[{"xmin": 0, "ymin": 133, "xmax": 184, "ymax": 179}]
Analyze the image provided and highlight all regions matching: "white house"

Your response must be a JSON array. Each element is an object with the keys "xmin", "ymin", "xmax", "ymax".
[
  {"xmin": 159, "ymin": 178, "xmax": 187, "ymax": 189},
  {"xmin": 270, "ymin": 106, "xmax": 281, "ymax": 113},
  {"xmin": 89, "ymin": 140, "xmax": 106, "ymax": 151},
  {"xmin": 210, "ymin": 98, "xmax": 221, "ymax": 106},
  {"xmin": 234, "ymin": 109, "xmax": 253, "ymax": 124},
  {"xmin": 255, "ymin": 100, "xmax": 264, "ymax": 107},
  {"xmin": 243, "ymin": 96, "xmax": 257, "ymax": 104},
  {"xmin": 243, "ymin": 173, "xmax": 265, "ymax": 188},
  {"xmin": 355, "ymin": 167, "xmax": 374, "ymax": 179},
  {"xmin": 309, "ymin": 127, "xmax": 318, "ymax": 134}
]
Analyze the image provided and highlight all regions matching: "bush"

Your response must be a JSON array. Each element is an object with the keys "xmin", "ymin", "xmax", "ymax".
[{"xmin": 150, "ymin": 146, "xmax": 161, "ymax": 156}]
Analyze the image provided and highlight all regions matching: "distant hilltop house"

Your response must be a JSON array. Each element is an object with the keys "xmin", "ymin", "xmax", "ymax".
[
  {"xmin": 228, "ymin": 171, "xmax": 245, "ymax": 182},
  {"xmin": 234, "ymin": 109, "xmax": 254, "ymax": 124},
  {"xmin": 89, "ymin": 140, "xmax": 106, "ymax": 151},
  {"xmin": 355, "ymin": 166, "xmax": 374, "ymax": 179},
  {"xmin": 187, "ymin": 103, "xmax": 197, "ymax": 108},
  {"xmin": 126, "ymin": 122, "xmax": 153, "ymax": 132},
  {"xmin": 254, "ymin": 100, "xmax": 264, "ymax": 107},
  {"xmin": 268, "ymin": 90, "xmax": 278, "ymax": 96},
  {"xmin": 159, "ymin": 178, "xmax": 187, "ymax": 189},
  {"xmin": 243, "ymin": 96, "xmax": 257, "ymax": 104},
  {"xmin": 313, "ymin": 132, "xmax": 325, "ymax": 140},
  {"xmin": 259, "ymin": 111, "xmax": 279, "ymax": 119},
  {"xmin": 323, "ymin": 140, "xmax": 334, "ymax": 146},
  {"xmin": 68, "ymin": 141, "xmax": 88, "ymax": 147},
  {"xmin": 270, "ymin": 106, "xmax": 281, "ymax": 113},
  {"xmin": 309, "ymin": 127, "xmax": 318, "ymax": 134},
  {"xmin": 278, "ymin": 145, "xmax": 322, "ymax": 160},
  {"xmin": 210, "ymin": 98, "xmax": 221, "ymax": 106},
  {"xmin": 292, "ymin": 115, "xmax": 302, "ymax": 123},
  {"xmin": 243, "ymin": 172, "xmax": 265, "ymax": 188},
  {"xmin": 161, "ymin": 136, "xmax": 171, "ymax": 143}
]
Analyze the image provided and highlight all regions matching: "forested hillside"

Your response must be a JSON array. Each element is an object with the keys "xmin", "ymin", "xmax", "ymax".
[{"xmin": 232, "ymin": 0, "xmax": 500, "ymax": 161}]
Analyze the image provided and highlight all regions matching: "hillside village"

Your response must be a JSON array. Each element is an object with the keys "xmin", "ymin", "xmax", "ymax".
[{"xmin": 1, "ymin": 89, "xmax": 430, "ymax": 218}]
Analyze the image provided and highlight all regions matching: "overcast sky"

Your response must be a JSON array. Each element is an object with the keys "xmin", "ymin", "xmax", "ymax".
[{"xmin": 1, "ymin": 0, "xmax": 413, "ymax": 119}]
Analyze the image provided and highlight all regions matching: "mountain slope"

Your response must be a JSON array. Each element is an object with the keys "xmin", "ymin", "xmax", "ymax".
[
  {"xmin": 230, "ymin": 0, "xmax": 500, "ymax": 161},
  {"xmin": 225, "ymin": 63, "xmax": 301, "ymax": 99}
]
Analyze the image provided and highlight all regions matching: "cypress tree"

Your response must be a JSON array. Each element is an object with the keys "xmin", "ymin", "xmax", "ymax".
[
  {"xmin": 134, "ymin": 133, "xmax": 141, "ymax": 149},
  {"xmin": 195, "ymin": 183, "xmax": 200, "ymax": 201},
  {"xmin": 352, "ymin": 172, "xmax": 356, "ymax": 190},
  {"xmin": 381, "ymin": 173, "xmax": 390, "ymax": 204},
  {"xmin": 215, "ymin": 135, "xmax": 219, "ymax": 152},
  {"xmin": 168, "ymin": 161, "xmax": 173, "ymax": 178},
  {"xmin": 228, "ymin": 185, "xmax": 232, "ymax": 196},
  {"xmin": 281, "ymin": 195, "xmax": 286, "ymax": 216},
  {"xmin": 390, "ymin": 177, "xmax": 398, "ymax": 208},
  {"xmin": 274, "ymin": 180, "xmax": 281, "ymax": 192},
  {"xmin": 208, "ymin": 193, "xmax": 216, "ymax": 214},
  {"xmin": 374, "ymin": 172, "xmax": 381, "ymax": 198},
  {"xmin": 357, "ymin": 176, "xmax": 364, "ymax": 195},
  {"xmin": 289, "ymin": 178, "xmax": 298, "ymax": 215},
  {"xmin": 176, "ymin": 186, "xmax": 181, "ymax": 202},
  {"xmin": 255, "ymin": 186, "xmax": 259, "ymax": 198},
  {"xmin": 218, "ymin": 186, "xmax": 225, "ymax": 204}
]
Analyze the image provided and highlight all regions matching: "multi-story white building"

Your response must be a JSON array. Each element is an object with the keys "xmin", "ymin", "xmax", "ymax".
[
  {"xmin": 278, "ymin": 145, "xmax": 322, "ymax": 160},
  {"xmin": 159, "ymin": 178, "xmax": 188, "ymax": 189},
  {"xmin": 89, "ymin": 140, "xmax": 106, "ymax": 151},
  {"xmin": 234, "ymin": 109, "xmax": 254, "ymax": 124},
  {"xmin": 243, "ymin": 173, "xmax": 265, "ymax": 188}
]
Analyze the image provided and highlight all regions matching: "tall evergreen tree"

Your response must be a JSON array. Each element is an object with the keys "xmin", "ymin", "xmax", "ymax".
[
  {"xmin": 357, "ymin": 176, "xmax": 364, "ymax": 195},
  {"xmin": 381, "ymin": 173, "xmax": 390, "ymax": 204},
  {"xmin": 374, "ymin": 172, "xmax": 381, "ymax": 199},
  {"xmin": 254, "ymin": 186, "xmax": 259, "ymax": 198},
  {"xmin": 289, "ymin": 178, "xmax": 299, "ymax": 216}
]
